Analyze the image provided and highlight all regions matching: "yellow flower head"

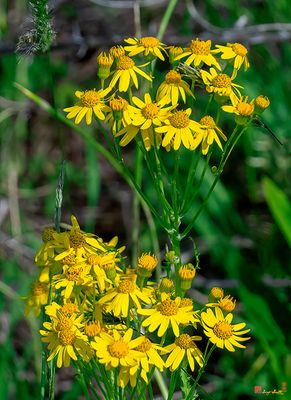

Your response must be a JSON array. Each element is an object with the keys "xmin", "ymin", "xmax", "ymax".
[
  {"xmin": 104, "ymin": 96, "xmax": 131, "ymax": 134},
  {"xmin": 110, "ymin": 55, "xmax": 152, "ymax": 92},
  {"xmin": 156, "ymin": 108, "xmax": 204, "ymax": 151},
  {"xmin": 168, "ymin": 45, "xmax": 183, "ymax": 64},
  {"xmin": 109, "ymin": 45, "xmax": 125, "ymax": 59},
  {"xmin": 201, "ymin": 307, "xmax": 250, "ymax": 352},
  {"xmin": 24, "ymin": 280, "xmax": 49, "ymax": 316},
  {"xmin": 64, "ymin": 87, "xmax": 111, "ymax": 125},
  {"xmin": 222, "ymin": 96, "xmax": 255, "ymax": 124},
  {"xmin": 157, "ymin": 70, "xmax": 194, "ymax": 105},
  {"xmin": 124, "ymin": 36, "xmax": 167, "ymax": 61},
  {"xmin": 179, "ymin": 263, "xmax": 196, "ymax": 291},
  {"xmin": 213, "ymin": 42, "xmax": 250, "ymax": 78},
  {"xmin": 255, "ymin": 95, "xmax": 270, "ymax": 113},
  {"xmin": 115, "ymin": 92, "xmax": 173, "ymax": 150},
  {"xmin": 175, "ymin": 39, "xmax": 221, "ymax": 69},
  {"xmin": 137, "ymin": 252, "xmax": 158, "ymax": 277},
  {"xmin": 97, "ymin": 52, "xmax": 113, "ymax": 80},
  {"xmin": 163, "ymin": 333, "xmax": 203, "ymax": 371},
  {"xmin": 209, "ymin": 287, "xmax": 224, "ymax": 301},
  {"xmin": 84, "ymin": 320, "xmax": 103, "ymax": 337},
  {"xmin": 91, "ymin": 328, "xmax": 144, "ymax": 369},
  {"xmin": 191, "ymin": 115, "xmax": 227, "ymax": 155},
  {"xmin": 200, "ymin": 68, "xmax": 242, "ymax": 103},
  {"xmin": 218, "ymin": 295, "xmax": 236, "ymax": 312},
  {"xmin": 139, "ymin": 293, "xmax": 198, "ymax": 337},
  {"xmin": 159, "ymin": 277, "xmax": 174, "ymax": 294}
]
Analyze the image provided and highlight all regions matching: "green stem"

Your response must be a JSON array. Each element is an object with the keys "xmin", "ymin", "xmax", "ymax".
[
  {"xmin": 157, "ymin": 0, "xmax": 178, "ymax": 41},
  {"xmin": 132, "ymin": 144, "xmax": 143, "ymax": 267},
  {"xmin": 167, "ymin": 370, "xmax": 179, "ymax": 400},
  {"xmin": 180, "ymin": 151, "xmax": 200, "ymax": 214},
  {"xmin": 154, "ymin": 369, "xmax": 168, "ymax": 400}
]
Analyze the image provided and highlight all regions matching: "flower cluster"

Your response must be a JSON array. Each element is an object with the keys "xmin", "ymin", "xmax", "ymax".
[
  {"xmin": 26, "ymin": 216, "xmax": 250, "ymax": 389},
  {"xmin": 64, "ymin": 36, "xmax": 270, "ymax": 153}
]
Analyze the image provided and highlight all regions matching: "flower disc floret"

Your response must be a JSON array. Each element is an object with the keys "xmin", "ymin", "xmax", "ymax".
[
  {"xmin": 232, "ymin": 43, "xmax": 248, "ymax": 56},
  {"xmin": 42, "ymin": 227, "xmax": 55, "ymax": 242},
  {"xmin": 142, "ymin": 103, "xmax": 159, "ymax": 119},
  {"xmin": 59, "ymin": 329, "xmax": 76, "ymax": 346},
  {"xmin": 124, "ymin": 36, "xmax": 166, "ymax": 60},
  {"xmin": 200, "ymin": 115, "xmax": 216, "ymax": 128},
  {"xmin": 139, "ymin": 36, "xmax": 159, "ymax": 48},
  {"xmin": 166, "ymin": 70, "xmax": 182, "ymax": 84},
  {"xmin": 212, "ymin": 73, "xmax": 231, "ymax": 88},
  {"xmin": 109, "ymin": 340, "xmax": 129, "ymax": 358},
  {"xmin": 158, "ymin": 298, "xmax": 179, "ymax": 316},
  {"xmin": 169, "ymin": 111, "xmax": 189, "ymax": 128},
  {"xmin": 116, "ymin": 55, "xmax": 135, "ymax": 70},
  {"xmin": 213, "ymin": 321, "xmax": 233, "ymax": 339},
  {"xmin": 117, "ymin": 280, "xmax": 135, "ymax": 293},
  {"xmin": 175, "ymin": 39, "xmax": 220, "ymax": 69},
  {"xmin": 175, "ymin": 333, "xmax": 193, "ymax": 349}
]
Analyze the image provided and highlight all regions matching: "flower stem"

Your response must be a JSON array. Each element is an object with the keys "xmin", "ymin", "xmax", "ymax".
[{"xmin": 132, "ymin": 143, "xmax": 143, "ymax": 267}]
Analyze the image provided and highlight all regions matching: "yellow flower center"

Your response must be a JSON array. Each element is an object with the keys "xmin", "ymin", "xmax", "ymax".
[
  {"xmin": 212, "ymin": 74, "xmax": 231, "ymax": 88},
  {"xmin": 179, "ymin": 298, "xmax": 193, "ymax": 308},
  {"xmin": 139, "ymin": 36, "xmax": 159, "ymax": 48},
  {"xmin": 200, "ymin": 115, "xmax": 216, "ymax": 128},
  {"xmin": 190, "ymin": 39, "xmax": 211, "ymax": 55},
  {"xmin": 117, "ymin": 279, "xmax": 135, "ymax": 293},
  {"xmin": 175, "ymin": 333, "xmax": 193, "ymax": 349},
  {"xmin": 32, "ymin": 282, "xmax": 48, "ymax": 296},
  {"xmin": 255, "ymin": 95, "xmax": 270, "ymax": 109},
  {"xmin": 110, "ymin": 97, "xmax": 128, "ymax": 111},
  {"xmin": 80, "ymin": 90, "xmax": 101, "ymax": 108},
  {"xmin": 142, "ymin": 103, "xmax": 159, "ymax": 119},
  {"xmin": 108, "ymin": 339, "xmax": 129, "ymax": 358},
  {"xmin": 213, "ymin": 321, "xmax": 233, "ymax": 339},
  {"xmin": 169, "ymin": 111, "xmax": 189, "ymax": 128},
  {"xmin": 116, "ymin": 55, "xmax": 135, "ymax": 70},
  {"xmin": 56, "ymin": 317, "xmax": 74, "ymax": 331},
  {"xmin": 168, "ymin": 46, "xmax": 183, "ymax": 57},
  {"xmin": 85, "ymin": 321, "xmax": 102, "ymax": 337},
  {"xmin": 218, "ymin": 296, "xmax": 236, "ymax": 312},
  {"xmin": 158, "ymin": 299, "xmax": 178, "ymax": 316},
  {"xmin": 237, "ymin": 101, "xmax": 254, "ymax": 116},
  {"xmin": 69, "ymin": 230, "xmax": 86, "ymax": 248},
  {"xmin": 159, "ymin": 277, "xmax": 174, "ymax": 293},
  {"xmin": 87, "ymin": 254, "xmax": 102, "ymax": 266},
  {"xmin": 97, "ymin": 52, "xmax": 113, "ymax": 67},
  {"xmin": 210, "ymin": 287, "xmax": 224, "ymax": 299},
  {"xmin": 65, "ymin": 266, "xmax": 82, "ymax": 282},
  {"xmin": 138, "ymin": 253, "xmax": 158, "ymax": 271},
  {"xmin": 61, "ymin": 303, "xmax": 78, "ymax": 315},
  {"xmin": 166, "ymin": 70, "xmax": 182, "ymax": 84},
  {"xmin": 232, "ymin": 43, "xmax": 248, "ymax": 56},
  {"xmin": 109, "ymin": 45, "xmax": 125, "ymax": 59},
  {"xmin": 59, "ymin": 329, "xmax": 76, "ymax": 345},
  {"xmin": 136, "ymin": 337, "xmax": 152, "ymax": 352},
  {"xmin": 62, "ymin": 253, "xmax": 76, "ymax": 266},
  {"xmin": 42, "ymin": 227, "xmax": 55, "ymax": 242},
  {"xmin": 179, "ymin": 264, "xmax": 196, "ymax": 281}
]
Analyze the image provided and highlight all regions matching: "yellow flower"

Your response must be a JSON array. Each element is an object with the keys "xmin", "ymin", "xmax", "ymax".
[
  {"xmin": 109, "ymin": 55, "xmax": 152, "ymax": 92},
  {"xmin": 157, "ymin": 70, "xmax": 194, "ymax": 105},
  {"xmin": 138, "ymin": 293, "xmax": 198, "ymax": 337},
  {"xmin": 200, "ymin": 68, "xmax": 242, "ymax": 103},
  {"xmin": 155, "ymin": 108, "xmax": 203, "ymax": 151},
  {"xmin": 35, "ymin": 227, "xmax": 62, "ymax": 266},
  {"xmin": 191, "ymin": 115, "xmax": 227, "ymax": 155},
  {"xmin": 201, "ymin": 307, "xmax": 250, "ymax": 352},
  {"xmin": 97, "ymin": 52, "xmax": 113, "ymax": 80},
  {"xmin": 222, "ymin": 96, "xmax": 254, "ymax": 124},
  {"xmin": 209, "ymin": 287, "xmax": 224, "ymax": 301},
  {"xmin": 213, "ymin": 42, "xmax": 250, "ymax": 78},
  {"xmin": 24, "ymin": 280, "xmax": 49, "ymax": 316},
  {"xmin": 109, "ymin": 45, "xmax": 126, "ymax": 59},
  {"xmin": 40, "ymin": 313, "xmax": 93, "ymax": 367},
  {"xmin": 137, "ymin": 252, "xmax": 158, "ymax": 278},
  {"xmin": 91, "ymin": 328, "xmax": 144, "ymax": 368},
  {"xmin": 162, "ymin": 333, "xmax": 203, "ymax": 371},
  {"xmin": 86, "ymin": 252, "xmax": 117, "ymax": 291},
  {"xmin": 63, "ymin": 88, "xmax": 111, "ymax": 125},
  {"xmin": 45, "ymin": 301, "xmax": 79, "ymax": 318},
  {"xmin": 104, "ymin": 96, "xmax": 131, "ymax": 134},
  {"xmin": 53, "ymin": 263, "xmax": 93, "ymax": 299},
  {"xmin": 178, "ymin": 263, "xmax": 196, "ymax": 291},
  {"xmin": 98, "ymin": 276, "xmax": 152, "ymax": 317},
  {"xmin": 175, "ymin": 39, "xmax": 220, "ymax": 69},
  {"xmin": 158, "ymin": 277, "xmax": 174, "ymax": 294},
  {"xmin": 124, "ymin": 36, "xmax": 167, "ymax": 61},
  {"xmin": 116, "ymin": 93, "xmax": 173, "ymax": 150},
  {"xmin": 255, "ymin": 95, "xmax": 270, "ymax": 113},
  {"xmin": 167, "ymin": 46, "xmax": 183, "ymax": 64}
]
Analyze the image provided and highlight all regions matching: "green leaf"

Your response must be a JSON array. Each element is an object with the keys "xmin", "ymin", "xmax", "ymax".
[{"xmin": 262, "ymin": 176, "xmax": 291, "ymax": 247}]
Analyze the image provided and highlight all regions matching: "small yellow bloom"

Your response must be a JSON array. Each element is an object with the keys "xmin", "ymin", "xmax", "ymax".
[
  {"xmin": 24, "ymin": 280, "xmax": 49, "ymax": 316},
  {"xmin": 157, "ymin": 70, "xmax": 194, "ymax": 105},
  {"xmin": 105, "ymin": 96, "xmax": 131, "ymax": 134},
  {"xmin": 175, "ymin": 39, "xmax": 221, "ymax": 69},
  {"xmin": 109, "ymin": 45, "xmax": 126, "ymax": 59},
  {"xmin": 209, "ymin": 287, "xmax": 224, "ymax": 302},
  {"xmin": 97, "ymin": 52, "xmax": 113, "ymax": 80},
  {"xmin": 213, "ymin": 42, "xmax": 250, "ymax": 78},
  {"xmin": 158, "ymin": 277, "xmax": 174, "ymax": 294},
  {"xmin": 201, "ymin": 307, "xmax": 250, "ymax": 352},
  {"xmin": 167, "ymin": 46, "xmax": 183, "ymax": 64},
  {"xmin": 110, "ymin": 55, "xmax": 152, "ymax": 92},
  {"xmin": 222, "ymin": 96, "xmax": 254, "ymax": 124},
  {"xmin": 137, "ymin": 252, "xmax": 158, "ymax": 277},
  {"xmin": 63, "ymin": 88, "xmax": 111, "ymax": 125},
  {"xmin": 179, "ymin": 263, "xmax": 196, "ymax": 291},
  {"xmin": 255, "ymin": 95, "xmax": 270, "ymax": 113},
  {"xmin": 156, "ymin": 108, "xmax": 204, "ymax": 151},
  {"xmin": 124, "ymin": 36, "xmax": 167, "ymax": 61},
  {"xmin": 162, "ymin": 333, "xmax": 203, "ymax": 371},
  {"xmin": 218, "ymin": 295, "xmax": 236, "ymax": 312},
  {"xmin": 191, "ymin": 115, "xmax": 227, "ymax": 155},
  {"xmin": 200, "ymin": 67, "xmax": 242, "ymax": 103}
]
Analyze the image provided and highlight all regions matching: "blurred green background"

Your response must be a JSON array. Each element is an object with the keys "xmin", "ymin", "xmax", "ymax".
[{"xmin": 0, "ymin": 0, "xmax": 290, "ymax": 399}]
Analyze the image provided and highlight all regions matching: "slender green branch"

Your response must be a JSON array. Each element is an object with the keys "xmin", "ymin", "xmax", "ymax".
[
  {"xmin": 132, "ymin": 144, "xmax": 143, "ymax": 267},
  {"xmin": 157, "ymin": 0, "xmax": 178, "ymax": 41}
]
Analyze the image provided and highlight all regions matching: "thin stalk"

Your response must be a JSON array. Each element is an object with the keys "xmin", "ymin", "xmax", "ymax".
[
  {"xmin": 154, "ymin": 369, "xmax": 168, "ymax": 400},
  {"xmin": 75, "ymin": 362, "xmax": 91, "ymax": 400},
  {"xmin": 132, "ymin": 144, "xmax": 143, "ymax": 267},
  {"xmin": 157, "ymin": 0, "xmax": 178, "ymax": 41},
  {"xmin": 167, "ymin": 370, "xmax": 178, "ymax": 400},
  {"xmin": 180, "ymin": 151, "xmax": 200, "ymax": 214}
]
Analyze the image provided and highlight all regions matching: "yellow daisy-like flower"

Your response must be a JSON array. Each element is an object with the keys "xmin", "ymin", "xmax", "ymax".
[
  {"xmin": 91, "ymin": 328, "xmax": 144, "ymax": 368},
  {"xmin": 209, "ymin": 287, "xmax": 224, "ymax": 301},
  {"xmin": 105, "ymin": 96, "xmax": 131, "ymax": 134},
  {"xmin": 53, "ymin": 263, "xmax": 93, "ymax": 299},
  {"xmin": 98, "ymin": 276, "xmax": 152, "ymax": 317},
  {"xmin": 201, "ymin": 307, "xmax": 250, "ymax": 352},
  {"xmin": 222, "ymin": 96, "xmax": 254, "ymax": 124},
  {"xmin": 24, "ymin": 280, "xmax": 49, "ymax": 316},
  {"xmin": 167, "ymin": 46, "xmax": 184, "ymax": 64},
  {"xmin": 124, "ymin": 36, "xmax": 167, "ymax": 61},
  {"xmin": 155, "ymin": 108, "xmax": 203, "ymax": 151},
  {"xmin": 137, "ymin": 252, "xmax": 158, "ymax": 278},
  {"xmin": 138, "ymin": 293, "xmax": 197, "ymax": 337},
  {"xmin": 97, "ymin": 52, "xmax": 113, "ymax": 81},
  {"xmin": 179, "ymin": 263, "xmax": 196, "ymax": 291},
  {"xmin": 119, "ymin": 337, "xmax": 164, "ymax": 387},
  {"xmin": 213, "ymin": 42, "xmax": 250, "ymax": 78},
  {"xmin": 255, "ymin": 95, "xmax": 270, "ymax": 112},
  {"xmin": 45, "ymin": 301, "xmax": 79, "ymax": 319},
  {"xmin": 116, "ymin": 93, "xmax": 173, "ymax": 150},
  {"xmin": 200, "ymin": 67, "xmax": 242, "ymax": 103},
  {"xmin": 109, "ymin": 45, "xmax": 126, "ymax": 59},
  {"xmin": 162, "ymin": 333, "xmax": 203, "ymax": 372},
  {"xmin": 191, "ymin": 115, "xmax": 227, "ymax": 155},
  {"xmin": 157, "ymin": 70, "xmax": 194, "ymax": 105},
  {"xmin": 158, "ymin": 277, "xmax": 174, "ymax": 294},
  {"xmin": 63, "ymin": 87, "xmax": 111, "ymax": 125},
  {"xmin": 109, "ymin": 55, "xmax": 152, "ymax": 92},
  {"xmin": 40, "ymin": 313, "xmax": 93, "ymax": 368},
  {"xmin": 175, "ymin": 39, "xmax": 221, "ymax": 69}
]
